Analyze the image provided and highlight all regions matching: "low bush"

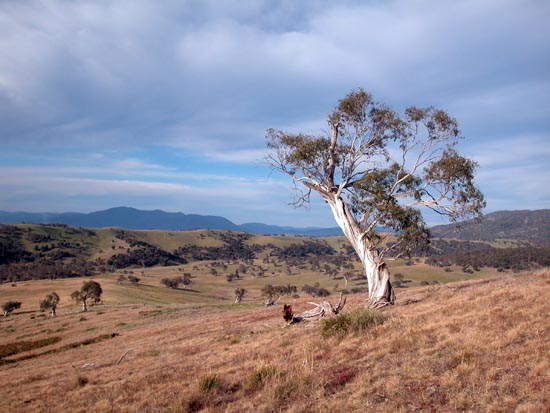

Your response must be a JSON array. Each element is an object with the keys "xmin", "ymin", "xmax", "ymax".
[
  {"xmin": 198, "ymin": 374, "xmax": 221, "ymax": 393},
  {"xmin": 248, "ymin": 365, "xmax": 277, "ymax": 389},
  {"xmin": 320, "ymin": 309, "xmax": 388, "ymax": 338}
]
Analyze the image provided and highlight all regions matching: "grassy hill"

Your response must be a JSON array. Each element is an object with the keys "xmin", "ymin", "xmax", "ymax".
[
  {"xmin": 0, "ymin": 269, "xmax": 547, "ymax": 412},
  {"xmin": 1, "ymin": 224, "xmax": 548, "ymax": 411},
  {"xmin": 430, "ymin": 209, "xmax": 550, "ymax": 246}
]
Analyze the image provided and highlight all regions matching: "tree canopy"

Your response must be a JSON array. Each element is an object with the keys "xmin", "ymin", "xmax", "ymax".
[
  {"xmin": 267, "ymin": 89, "xmax": 485, "ymax": 307},
  {"xmin": 267, "ymin": 89, "xmax": 485, "ymax": 261},
  {"xmin": 71, "ymin": 280, "xmax": 102, "ymax": 312},
  {"xmin": 40, "ymin": 292, "xmax": 60, "ymax": 317}
]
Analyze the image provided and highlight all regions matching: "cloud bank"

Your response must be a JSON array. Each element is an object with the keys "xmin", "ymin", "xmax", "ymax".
[{"xmin": 0, "ymin": 0, "xmax": 548, "ymax": 225}]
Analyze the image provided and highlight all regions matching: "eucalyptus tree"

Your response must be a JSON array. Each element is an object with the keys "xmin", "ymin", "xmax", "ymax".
[
  {"xmin": 40, "ymin": 292, "xmax": 60, "ymax": 317},
  {"xmin": 267, "ymin": 89, "xmax": 484, "ymax": 308},
  {"xmin": 234, "ymin": 287, "xmax": 247, "ymax": 304},
  {"xmin": 71, "ymin": 280, "xmax": 102, "ymax": 312}
]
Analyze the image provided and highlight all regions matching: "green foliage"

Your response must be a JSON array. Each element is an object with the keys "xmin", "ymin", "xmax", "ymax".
[
  {"xmin": 71, "ymin": 280, "xmax": 102, "ymax": 311},
  {"xmin": 40, "ymin": 292, "xmax": 60, "ymax": 314},
  {"xmin": 321, "ymin": 309, "xmax": 388, "ymax": 339},
  {"xmin": 267, "ymin": 88, "xmax": 485, "ymax": 261}
]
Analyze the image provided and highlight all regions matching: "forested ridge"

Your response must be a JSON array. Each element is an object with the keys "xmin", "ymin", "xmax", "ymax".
[
  {"xmin": 1, "ymin": 223, "xmax": 548, "ymax": 283},
  {"xmin": 430, "ymin": 209, "xmax": 550, "ymax": 245}
]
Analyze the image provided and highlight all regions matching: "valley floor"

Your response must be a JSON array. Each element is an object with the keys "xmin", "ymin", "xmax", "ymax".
[{"xmin": 0, "ymin": 269, "xmax": 549, "ymax": 412}]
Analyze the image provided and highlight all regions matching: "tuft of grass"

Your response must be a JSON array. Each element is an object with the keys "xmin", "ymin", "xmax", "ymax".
[
  {"xmin": 198, "ymin": 374, "xmax": 221, "ymax": 393},
  {"xmin": 247, "ymin": 365, "xmax": 277, "ymax": 389},
  {"xmin": 320, "ymin": 309, "xmax": 388, "ymax": 338}
]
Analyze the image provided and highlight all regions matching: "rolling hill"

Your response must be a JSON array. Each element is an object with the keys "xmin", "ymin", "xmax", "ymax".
[{"xmin": 430, "ymin": 209, "xmax": 550, "ymax": 245}]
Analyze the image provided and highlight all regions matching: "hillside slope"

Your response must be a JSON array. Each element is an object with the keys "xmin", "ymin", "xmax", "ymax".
[
  {"xmin": 431, "ymin": 209, "xmax": 550, "ymax": 245},
  {"xmin": 0, "ymin": 270, "xmax": 548, "ymax": 412}
]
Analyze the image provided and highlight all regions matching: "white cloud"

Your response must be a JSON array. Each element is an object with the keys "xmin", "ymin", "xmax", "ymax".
[{"xmin": 0, "ymin": 0, "xmax": 548, "ymax": 225}]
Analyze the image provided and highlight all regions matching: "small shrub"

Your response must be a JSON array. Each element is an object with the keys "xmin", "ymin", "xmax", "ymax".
[
  {"xmin": 199, "ymin": 374, "xmax": 220, "ymax": 393},
  {"xmin": 248, "ymin": 366, "xmax": 277, "ymax": 389},
  {"xmin": 321, "ymin": 309, "xmax": 388, "ymax": 338},
  {"xmin": 75, "ymin": 375, "xmax": 89, "ymax": 388}
]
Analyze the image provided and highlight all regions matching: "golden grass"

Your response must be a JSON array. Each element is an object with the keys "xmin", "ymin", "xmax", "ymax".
[{"xmin": 0, "ymin": 269, "xmax": 548, "ymax": 412}]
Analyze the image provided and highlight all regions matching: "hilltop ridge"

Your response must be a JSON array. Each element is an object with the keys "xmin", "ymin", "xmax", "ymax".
[
  {"xmin": 0, "ymin": 207, "xmax": 343, "ymax": 236},
  {"xmin": 430, "ymin": 209, "xmax": 550, "ymax": 245},
  {"xmin": 2, "ymin": 207, "xmax": 550, "ymax": 242}
]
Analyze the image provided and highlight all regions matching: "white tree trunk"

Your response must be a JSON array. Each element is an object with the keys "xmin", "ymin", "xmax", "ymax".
[{"xmin": 326, "ymin": 195, "xmax": 395, "ymax": 308}]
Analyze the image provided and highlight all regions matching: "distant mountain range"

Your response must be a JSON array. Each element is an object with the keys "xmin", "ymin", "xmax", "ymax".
[
  {"xmin": 0, "ymin": 207, "xmax": 344, "ymax": 236},
  {"xmin": 1, "ymin": 207, "xmax": 548, "ymax": 242}
]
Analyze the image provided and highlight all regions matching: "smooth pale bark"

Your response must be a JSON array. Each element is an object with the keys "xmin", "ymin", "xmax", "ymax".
[
  {"xmin": 82, "ymin": 301, "xmax": 87, "ymax": 312},
  {"xmin": 326, "ymin": 194, "xmax": 394, "ymax": 308}
]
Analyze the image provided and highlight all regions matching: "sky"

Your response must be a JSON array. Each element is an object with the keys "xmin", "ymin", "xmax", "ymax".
[{"xmin": 0, "ymin": 0, "xmax": 549, "ymax": 227}]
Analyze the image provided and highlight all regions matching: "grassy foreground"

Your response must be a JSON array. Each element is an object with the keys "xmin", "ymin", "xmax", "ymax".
[{"xmin": 0, "ymin": 269, "xmax": 548, "ymax": 412}]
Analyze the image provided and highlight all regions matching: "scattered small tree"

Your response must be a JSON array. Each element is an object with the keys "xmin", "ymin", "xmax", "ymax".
[
  {"xmin": 302, "ymin": 283, "xmax": 331, "ymax": 298},
  {"xmin": 161, "ymin": 277, "xmax": 180, "ymax": 289},
  {"xmin": 71, "ymin": 281, "xmax": 102, "ymax": 312},
  {"xmin": 181, "ymin": 273, "xmax": 192, "ymax": 289},
  {"xmin": 234, "ymin": 288, "xmax": 247, "ymax": 304},
  {"xmin": 127, "ymin": 275, "xmax": 140, "ymax": 284},
  {"xmin": 343, "ymin": 271, "xmax": 353, "ymax": 286},
  {"xmin": 2, "ymin": 300, "xmax": 21, "ymax": 317},
  {"xmin": 40, "ymin": 292, "xmax": 60, "ymax": 317}
]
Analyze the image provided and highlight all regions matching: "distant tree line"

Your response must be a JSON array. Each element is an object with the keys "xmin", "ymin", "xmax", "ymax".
[
  {"xmin": 175, "ymin": 232, "xmax": 265, "ymax": 261},
  {"xmin": 273, "ymin": 240, "xmax": 336, "ymax": 259},
  {"xmin": 107, "ymin": 244, "xmax": 186, "ymax": 269},
  {"xmin": 425, "ymin": 246, "xmax": 550, "ymax": 271}
]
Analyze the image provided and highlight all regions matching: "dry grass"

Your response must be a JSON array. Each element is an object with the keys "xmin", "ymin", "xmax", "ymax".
[{"xmin": 0, "ymin": 269, "xmax": 548, "ymax": 412}]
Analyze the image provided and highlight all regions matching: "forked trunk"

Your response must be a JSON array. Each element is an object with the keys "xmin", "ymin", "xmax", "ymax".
[{"xmin": 327, "ymin": 195, "xmax": 395, "ymax": 308}]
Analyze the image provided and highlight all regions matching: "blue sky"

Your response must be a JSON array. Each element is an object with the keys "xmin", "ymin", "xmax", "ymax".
[{"xmin": 0, "ymin": 0, "xmax": 548, "ymax": 227}]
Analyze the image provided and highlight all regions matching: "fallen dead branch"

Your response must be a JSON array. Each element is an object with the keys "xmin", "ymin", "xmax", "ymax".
[
  {"xmin": 286, "ymin": 293, "xmax": 346, "ymax": 324},
  {"xmin": 77, "ymin": 349, "xmax": 133, "ymax": 369}
]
